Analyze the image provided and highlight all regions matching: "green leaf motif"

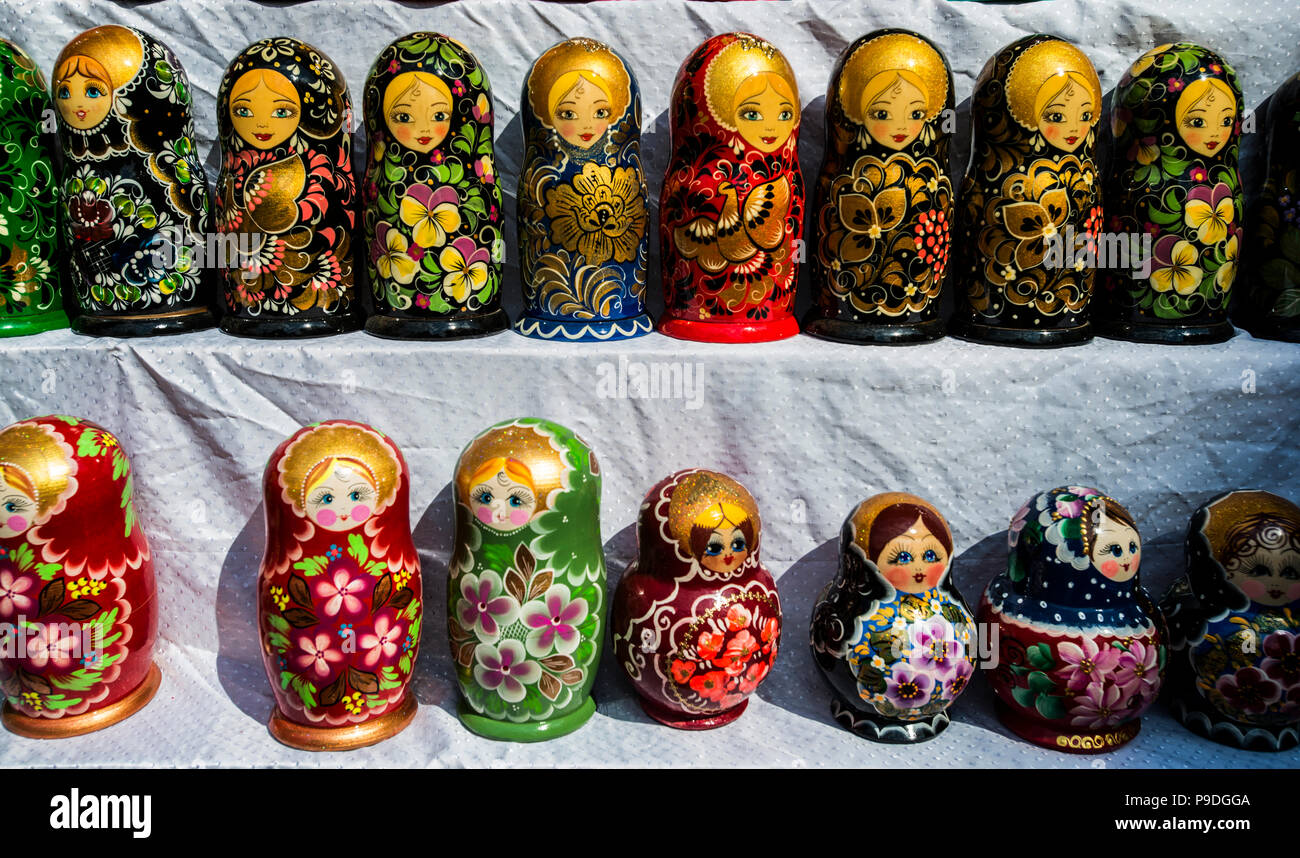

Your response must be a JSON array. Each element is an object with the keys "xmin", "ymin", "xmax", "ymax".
[
  {"xmin": 1027, "ymin": 670, "xmax": 1056, "ymax": 694},
  {"xmin": 76, "ymin": 428, "xmax": 102, "ymax": 457},
  {"xmin": 1035, "ymin": 694, "xmax": 1066, "ymax": 720},
  {"xmin": 1026, "ymin": 642, "xmax": 1055, "ymax": 671},
  {"xmin": 294, "ymin": 555, "xmax": 329, "ymax": 577},
  {"xmin": 1011, "ymin": 686, "xmax": 1038, "ymax": 709},
  {"xmin": 348, "ymin": 533, "xmax": 368, "ymax": 566}
]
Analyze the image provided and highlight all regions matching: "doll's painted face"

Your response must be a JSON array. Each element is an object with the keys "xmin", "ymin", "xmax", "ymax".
[
  {"xmin": 1090, "ymin": 518, "xmax": 1141, "ymax": 581},
  {"xmin": 552, "ymin": 74, "xmax": 612, "ymax": 148},
  {"xmin": 384, "ymin": 72, "xmax": 453, "ymax": 153},
  {"xmin": 700, "ymin": 521, "xmax": 750, "ymax": 574},
  {"xmin": 876, "ymin": 515, "xmax": 947, "ymax": 593},
  {"xmin": 470, "ymin": 468, "xmax": 538, "ymax": 531},
  {"xmin": 734, "ymin": 75, "xmax": 796, "ymax": 153},
  {"xmin": 1037, "ymin": 78, "xmax": 1094, "ymax": 153},
  {"xmin": 55, "ymin": 69, "xmax": 112, "ymax": 130},
  {"xmin": 0, "ymin": 485, "xmax": 36, "ymax": 538},
  {"xmin": 229, "ymin": 69, "xmax": 301, "ymax": 150},
  {"xmin": 861, "ymin": 74, "xmax": 927, "ymax": 150},
  {"xmin": 1177, "ymin": 80, "xmax": 1236, "ymax": 158},
  {"xmin": 305, "ymin": 464, "xmax": 377, "ymax": 532},
  {"xmin": 1226, "ymin": 544, "xmax": 1300, "ymax": 607}
]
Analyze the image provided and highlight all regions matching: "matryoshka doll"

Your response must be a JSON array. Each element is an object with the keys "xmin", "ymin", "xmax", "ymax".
[
  {"xmin": 613, "ymin": 470, "xmax": 780, "ymax": 729},
  {"xmin": 448, "ymin": 418, "xmax": 605, "ymax": 741},
  {"xmin": 516, "ymin": 38, "xmax": 652, "ymax": 341},
  {"xmin": 216, "ymin": 38, "xmax": 361, "ymax": 338},
  {"xmin": 1161, "ymin": 491, "xmax": 1300, "ymax": 751},
  {"xmin": 53, "ymin": 26, "xmax": 217, "ymax": 336},
  {"xmin": 978, "ymin": 486, "xmax": 1166, "ymax": 752},
  {"xmin": 951, "ymin": 35, "xmax": 1103, "ymax": 346},
  {"xmin": 0, "ymin": 39, "xmax": 67, "ymax": 337},
  {"xmin": 1240, "ymin": 73, "xmax": 1300, "ymax": 342},
  {"xmin": 810, "ymin": 493, "xmax": 973, "ymax": 742},
  {"xmin": 1099, "ymin": 43, "xmax": 1242, "ymax": 344},
  {"xmin": 805, "ymin": 30, "xmax": 955, "ymax": 345},
  {"xmin": 257, "ymin": 421, "xmax": 421, "ymax": 750},
  {"xmin": 659, "ymin": 33, "xmax": 804, "ymax": 343},
  {"xmin": 363, "ymin": 32, "xmax": 507, "ymax": 340},
  {"xmin": 0, "ymin": 416, "xmax": 160, "ymax": 737}
]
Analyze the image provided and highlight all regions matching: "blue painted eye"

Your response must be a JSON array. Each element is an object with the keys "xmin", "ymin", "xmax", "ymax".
[
  {"xmin": 320, "ymin": 493, "xmax": 333, "ymax": 505},
  {"xmin": 730, "ymin": 537, "xmax": 746, "ymax": 552},
  {"xmin": 475, "ymin": 491, "xmax": 492, "ymax": 505},
  {"xmin": 57, "ymin": 86, "xmax": 70, "ymax": 99},
  {"xmin": 349, "ymin": 491, "xmax": 362, "ymax": 502},
  {"xmin": 508, "ymin": 495, "xmax": 524, "ymax": 508},
  {"xmin": 894, "ymin": 551, "xmax": 913, "ymax": 565},
  {"xmin": 705, "ymin": 540, "xmax": 724, "ymax": 556},
  {"xmin": 923, "ymin": 550, "xmax": 938, "ymax": 563},
  {"xmin": 1129, "ymin": 541, "xmax": 1138, "ymax": 554},
  {"xmin": 1109, "ymin": 545, "xmax": 1123, "ymax": 558}
]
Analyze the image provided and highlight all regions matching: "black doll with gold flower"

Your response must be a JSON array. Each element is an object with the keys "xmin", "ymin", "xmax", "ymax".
[
  {"xmin": 805, "ymin": 29, "xmax": 955, "ymax": 344},
  {"xmin": 951, "ymin": 35, "xmax": 1103, "ymax": 346},
  {"xmin": 515, "ymin": 38, "xmax": 651, "ymax": 341}
]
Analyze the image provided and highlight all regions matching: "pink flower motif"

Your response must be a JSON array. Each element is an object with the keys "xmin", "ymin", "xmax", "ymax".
[
  {"xmin": 520, "ymin": 584, "xmax": 588, "ymax": 657},
  {"xmin": 0, "ymin": 569, "xmax": 34, "ymax": 618},
  {"xmin": 1008, "ymin": 503, "xmax": 1031, "ymax": 548},
  {"xmin": 387, "ymin": 59, "xmax": 400, "ymax": 74},
  {"xmin": 1055, "ymin": 497, "xmax": 1084, "ymax": 519},
  {"xmin": 359, "ymin": 614, "xmax": 404, "ymax": 667},
  {"xmin": 474, "ymin": 156, "xmax": 495, "ymax": 184},
  {"xmin": 1216, "ymin": 666, "xmax": 1282, "ymax": 715},
  {"xmin": 452, "ymin": 79, "xmax": 466, "ymax": 96},
  {"xmin": 1189, "ymin": 166, "xmax": 1208, "ymax": 183},
  {"xmin": 415, "ymin": 293, "xmax": 430, "ymax": 309},
  {"xmin": 1262, "ymin": 631, "xmax": 1300, "ymax": 687},
  {"xmin": 885, "ymin": 664, "xmax": 933, "ymax": 709},
  {"xmin": 910, "ymin": 619, "xmax": 964, "ymax": 680},
  {"xmin": 1113, "ymin": 639, "xmax": 1160, "ymax": 698},
  {"xmin": 1056, "ymin": 637, "xmax": 1121, "ymax": 692},
  {"xmin": 314, "ymin": 568, "xmax": 367, "ymax": 617},
  {"xmin": 408, "ymin": 244, "xmax": 425, "ymax": 263},
  {"xmin": 1070, "ymin": 680, "xmax": 1125, "ymax": 728},
  {"xmin": 431, "ymin": 150, "xmax": 444, "ymax": 164},
  {"xmin": 1168, "ymin": 78, "xmax": 1185, "ymax": 92},
  {"xmin": 295, "ymin": 632, "xmax": 344, "ymax": 678},
  {"xmin": 27, "ymin": 624, "xmax": 80, "ymax": 669},
  {"xmin": 473, "ymin": 640, "xmax": 540, "ymax": 703}
]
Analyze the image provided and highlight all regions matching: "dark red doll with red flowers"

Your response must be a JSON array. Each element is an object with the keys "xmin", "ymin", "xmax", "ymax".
[{"xmin": 613, "ymin": 469, "xmax": 781, "ymax": 728}]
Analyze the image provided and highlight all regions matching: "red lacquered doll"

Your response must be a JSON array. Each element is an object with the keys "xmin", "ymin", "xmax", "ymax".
[
  {"xmin": 658, "ymin": 33, "xmax": 804, "ymax": 343},
  {"xmin": 0, "ymin": 416, "xmax": 160, "ymax": 738},
  {"xmin": 257, "ymin": 420, "xmax": 422, "ymax": 751},
  {"xmin": 612, "ymin": 469, "xmax": 781, "ymax": 728}
]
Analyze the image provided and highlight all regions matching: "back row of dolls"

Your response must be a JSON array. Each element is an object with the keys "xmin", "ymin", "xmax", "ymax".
[{"xmin": 0, "ymin": 27, "xmax": 1296, "ymax": 345}]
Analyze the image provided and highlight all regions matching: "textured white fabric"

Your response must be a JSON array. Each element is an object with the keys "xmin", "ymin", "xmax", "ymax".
[{"xmin": 1, "ymin": 0, "xmax": 1298, "ymax": 767}]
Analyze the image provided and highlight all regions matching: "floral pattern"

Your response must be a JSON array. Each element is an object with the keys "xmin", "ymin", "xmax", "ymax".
[
  {"xmin": 1244, "ymin": 72, "xmax": 1300, "ymax": 333},
  {"xmin": 1192, "ymin": 617, "xmax": 1300, "ymax": 728}
]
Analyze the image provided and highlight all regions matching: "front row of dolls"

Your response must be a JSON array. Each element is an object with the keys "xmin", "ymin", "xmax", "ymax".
[
  {"xmin": 3, "ymin": 25, "xmax": 1298, "ymax": 345},
  {"xmin": 2, "ymin": 414, "xmax": 1296, "ymax": 754}
]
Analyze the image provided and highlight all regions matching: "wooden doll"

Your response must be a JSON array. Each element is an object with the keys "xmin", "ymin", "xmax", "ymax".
[
  {"xmin": 1099, "ymin": 43, "xmax": 1242, "ymax": 344},
  {"xmin": 810, "ymin": 493, "xmax": 973, "ymax": 742},
  {"xmin": 0, "ymin": 416, "xmax": 160, "ymax": 737},
  {"xmin": 363, "ymin": 32, "xmax": 507, "ymax": 340},
  {"xmin": 448, "ymin": 418, "xmax": 605, "ymax": 741},
  {"xmin": 53, "ymin": 25, "xmax": 217, "ymax": 336},
  {"xmin": 612, "ymin": 469, "xmax": 780, "ymax": 728},
  {"xmin": 659, "ymin": 32, "xmax": 804, "ymax": 343},
  {"xmin": 978, "ymin": 486, "xmax": 1165, "ymax": 752},
  {"xmin": 1240, "ymin": 73, "xmax": 1300, "ymax": 342},
  {"xmin": 805, "ymin": 30, "xmax": 955, "ymax": 345},
  {"xmin": 951, "ymin": 35, "xmax": 1102, "ymax": 346},
  {"xmin": 257, "ymin": 420, "xmax": 421, "ymax": 750},
  {"xmin": 0, "ymin": 39, "xmax": 67, "ymax": 337},
  {"xmin": 215, "ymin": 38, "xmax": 361, "ymax": 338},
  {"xmin": 1161, "ymin": 491, "xmax": 1300, "ymax": 751},
  {"xmin": 515, "ymin": 37, "xmax": 652, "ymax": 341}
]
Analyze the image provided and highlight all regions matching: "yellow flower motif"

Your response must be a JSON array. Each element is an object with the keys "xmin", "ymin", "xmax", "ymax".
[
  {"xmin": 399, "ymin": 187, "xmax": 461, "ymax": 249},
  {"xmin": 439, "ymin": 239, "xmax": 490, "ymax": 303},
  {"xmin": 1151, "ymin": 239, "xmax": 1203, "ymax": 295},
  {"xmin": 270, "ymin": 586, "xmax": 289, "ymax": 612},
  {"xmin": 374, "ymin": 226, "xmax": 418, "ymax": 285},
  {"xmin": 544, "ymin": 162, "xmax": 646, "ymax": 266},
  {"xmin": 343, "ymin": 692, "xmax": 365, "ymax": 714},
  {"xmin": 1215, "ymin": 233, "xmax": 1238, "ymax": 292},
  {"xmin": 22, "ymin": 692, "xmax": 41, "ymax": 709},
  {"xmin": 1185, "ymin": 193, "xmax": 1234, "ymax": 245}
]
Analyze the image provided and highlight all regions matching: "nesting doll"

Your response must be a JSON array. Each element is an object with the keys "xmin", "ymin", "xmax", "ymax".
[
  {"xmin": 805, "ymin": 30, "xmax": 955, "ymax": 345},
  {"xmin": 1161, "ymin": 491, "xmax": 1300, "ymax": 751},
  {"xmin": 1099, "ymin": 43, "xmax": 1242, "ymax": 344},
  {"xmin": 659, "ymin": 33, "xmax": 804, "ymax": 343},
  {"xmin": 449, "ymin": 418, "xmax": 605, "ymax": 741},
  {"xmin": 0, "ymin": 40, "xmax": 67, "ymax": 337},
  {"xmin": 952, "ymin": 35, "xmax": 1102, "ymax": 346},
  {"xmin": 363, "ymin": 33, "xmax": 507, "ymax": 340},
  {"xmin": 1241, "ymin": 73, "xmax": 1300, "ymax": 342},
  {"xmin": 515, "ymin": 38, "xmax": 651, "ymax": 341},
  {"xmin": 978, "ymin": 487, "xmax": 1165, "ymax": 752},
  {"xmin": 53, "ymin": 26, "xmax": 216, "ymax": 336},
  {"xmin": 216, "ymin": 38, "xmax": 361, "ymax": 338},
  {"xmin": 613, "ymin": 470, "xmax": 781, "ymax": 729},
  {"xmin": 810, "ymin": 493, "xmax": 973, "ymax": 742},
  {"xmin": 0, "ymin": 416, "xmax": 159, "ymax": 738},
  {"xmin": 257, "ymin": 420, "xmax": 421, "ymax": 751}
]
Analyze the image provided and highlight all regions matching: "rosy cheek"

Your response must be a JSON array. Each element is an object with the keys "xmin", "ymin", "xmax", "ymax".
[
  {"xmin": 1129, "ymin": 552, "xmax": 1140, "ymax": 571},
  {"xmin": 509, "ymin": 508, "xmax": 530, "ymax": 526},
  {"xmin": 926, "ymin": 563, "xmax": 944, "ymax": 583},
  {"xmin": 1285, "ymin": 582, "xmax": 1300, "ymax": 601},
  {"xmin": 316, "ymin": 509, "xmax": 337, "ymax": 527},
  {"xmin": 434, "ymin": 122, "xmax": 449, "ymax": 139},
  {"xmin": 6, "ymin": 515, "xmax": 26, "ymax": 532},
  {"xmin": 395, "ymin": 127, "xmax": 411, "ymax": 141},
  {"xmin": 350, "ymin": 504, "xmax": 371, "ymax": 524},
  {"xmin": 1185, "ymin": 132, "xmax": 1201, "ymax": 146},
  {"xmin": 1045, "ymin": 126, "xmax": 1058, "ymax": 138},
  {"xmin": 1100, "ymin": 559, "xmax": 1120, "ymax": 578},
  {"xmin": 1238, "ymin": 580, "xmax": 1267, "ymax": 600},
  {"xmin": 475, "ymin": 506, "xmax": 494, "ymax": 525},
  {"xmin": 868, "ymin": 122, "xmax": 889, "ymax": 140},
  {"xmin": 558, "ymin": 122, "xmax": 575, "ymax": 139}
]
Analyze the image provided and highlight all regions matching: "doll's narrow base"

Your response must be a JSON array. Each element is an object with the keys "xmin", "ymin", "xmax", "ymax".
[
  {"xmin": 636, "ymin": 695, "xmax": 747, "ymax": 730},
  {"xmin": 2, "ymin": 662, "xmax": 161, "ymax": 739},
  {"xmin": 73, "ymin": 308, "xmax": 216, "ymax": 338},
  {"xmin": 268, "ymin": 693, "xmax": 417, "ymax": 752},
  {"xmin": 802, "ymin": 314, "xmax": 945, "ymax": 345},
  {"xmin": 220, "ymin": 312, "xmax": 364, "ymax": 340},
  {"xmin": 829, "ymin": 698, "xmax": 950, "ymax": 743},
  {"xmin": 458, "ymin": 696, "xmax": 595, "ymax": 742},
  {"xmin": 948, "ymin": 315, "xmax": 1092, "ymax": 347},
  {"xmin": 994, "ymin": 699, "xmax": 1140, "ymax": 753},
  {"xmin": 514, "ymin": 312, "xmax": 654, "ymax": 342},
  {"xmin": 1170, "ymin": 693, "xmax": 1300, "ymax": 752},
  {"xmin": 1094, "ymin": 318, "xmax": 1236, "ymax": 345},
  {"xmin": 657, "ymin": 315, "xmax": 800, "ymax": 344},
  {"xmin": 0, "ymin": 310, "xmax": 70, "ymax": 338},
  {"xmin": 365, "ymin": 309, "xmax": 510, "ymax": 341}
]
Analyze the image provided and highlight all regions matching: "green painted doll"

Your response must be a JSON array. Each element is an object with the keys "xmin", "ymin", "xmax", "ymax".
[{"xmin": 448, "ymin": 418, "xmax": 606, "ymax": 740}]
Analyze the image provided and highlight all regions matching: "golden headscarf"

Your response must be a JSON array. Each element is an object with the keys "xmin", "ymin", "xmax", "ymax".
[
  {"xmin": 1005, "ymin": 38, "xmax": 1101, "ymax": 132},
  {"xmin": 527, "ymin": 38, "xmax": 631, "ymax": 127},
  {"xmin": 0, "ymin": 422, "xmax": 76, "ymax": 519},
  {"xmin": 54, "ymin": 25, "xmax": 144, "ymax": 91},
  {"xmin": 847, "ymin": 492, "xmax": 952, "ymax": 562},
  {"xmin": 279, "ymin": 423, "xmax": 400, "ymax": 515},
  {"xmin": 838, "ymin": 33, "xmax": 947, "ymax": 126},
  {"xmin": 455, "ymin": 422, "xmax": 567, "ymax": 513},
  {"xmin": 666, "ymin": 470, "xmax": 760, "ymax": 556},
  {"xmin": 704, "ymin": 33, "xmax": 798, "ymax": 132},
  {"xmin": 1201, "ymin": 491, "xmax": 1300, "ymax": 567}
]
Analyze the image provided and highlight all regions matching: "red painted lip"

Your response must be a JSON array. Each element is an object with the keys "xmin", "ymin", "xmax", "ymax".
[
  {"xmin": 912, "ymin": 572, "xmax": 925, "ymax": 583},
  {"xmin": 254, "ymin": 133, "xmax": 273, "ymax": 141},
  {"xmin": 1066, "ymin": 136, "xmax": 1079, "ymax": 144},
  {"xmin": 1270, "ymin": 589, "xmax": 1284, "ymax": 598},
  {"xmin": 762, "ymin": 136, "xmax": 776, "ymax": 144},
  {"xmin": 725, "ymin": 555, "xmax": 735, "ymax": 566},
  {"xmin": 892, "ymin": 134, "xmax": 907, "ymax": 142},
  {"xmin": 580, "ymin": 132, "xmax": 594, "ymax": 141},
  {"xmin": 1206, "ymin": 141, "xmax": 1219, "ymax": 149},
  {"xmin": 417, "ymin": 136, "xmax": 432, "ymax": 144},
  {"xmin": 75, "ymin": 110, "xmax": 87, "ymax": 120}
]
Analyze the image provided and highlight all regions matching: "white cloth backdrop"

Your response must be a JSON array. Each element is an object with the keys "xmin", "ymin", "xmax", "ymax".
[{"xmin": 1, "ymin": 0, "xmax": 1298, "ymax": 768}]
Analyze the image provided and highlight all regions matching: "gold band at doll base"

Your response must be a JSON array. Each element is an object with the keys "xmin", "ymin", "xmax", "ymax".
[
  {"xmin": 82, "ymin": 307, "xmax": 212, "ymax": 320},
  {"xmin": 2, "ymin": 661, "xmax": 161, "ymax": 739},
  {"xmin": 268, "ymin": 693, "xmax": 417, "ymax": 752}
]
